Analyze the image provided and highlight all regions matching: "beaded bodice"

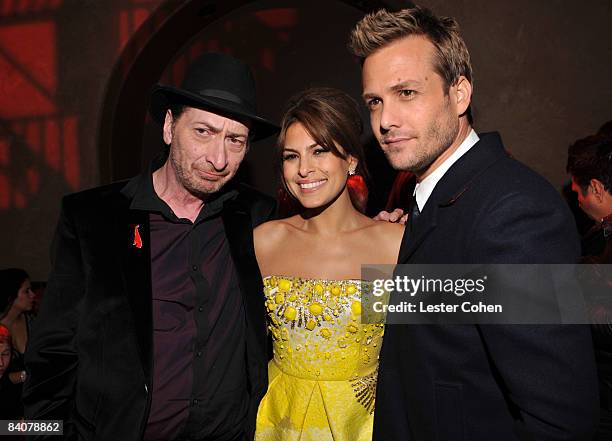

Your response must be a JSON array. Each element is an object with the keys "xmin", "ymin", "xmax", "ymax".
[{"xmin": 263, "ymin": 276, "xmax": 383, "ymax": 384}]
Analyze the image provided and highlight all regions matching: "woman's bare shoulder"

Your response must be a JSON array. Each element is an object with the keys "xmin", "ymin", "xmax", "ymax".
[
  {"xmin": 363, "ymin": 220, "xmax": 405, "ymax": 264},
  {"xmin": 254, "ymin": 217, "xmax": 301, "ymax": 248},
  {"xmin": 253, "ymin": 218, "xmax": 303, "ymax": 273}
]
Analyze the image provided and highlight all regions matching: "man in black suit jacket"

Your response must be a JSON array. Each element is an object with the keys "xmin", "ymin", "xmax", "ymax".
[
  {"xmin": 24, "ymin": 53, "xmax": 278, "ymax": 441},
  {"xmin": 350, "ymin": 7, "xmax": 599, "ymax": 441}
]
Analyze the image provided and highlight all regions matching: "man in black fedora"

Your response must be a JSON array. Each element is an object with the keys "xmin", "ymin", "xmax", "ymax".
[{"xmin": 24, "ymin": 53, "xmax": 278, "ymax": 441}]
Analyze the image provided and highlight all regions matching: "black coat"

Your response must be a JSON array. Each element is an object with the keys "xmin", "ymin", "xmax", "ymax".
[
  {"xmin": 373, "ymin": 133, "xmax": 599, "ymax": 441},
  {"xmin": 23, "ymin": 178, "xmax": 275, "ymax": 441}
]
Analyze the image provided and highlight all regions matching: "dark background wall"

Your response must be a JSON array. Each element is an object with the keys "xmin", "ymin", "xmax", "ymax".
[
  {"xmin": 422, "ymin": 0, "xmax": 612, "ymax": 186},
  {"xmin": 0, "ymin": 0, "xmax": 610, "ymax": 280}
]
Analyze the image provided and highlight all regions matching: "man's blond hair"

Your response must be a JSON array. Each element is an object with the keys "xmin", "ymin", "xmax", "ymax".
[{"xmin": 349, "ymin": 6, "xmax": 472, "ymax": 89}]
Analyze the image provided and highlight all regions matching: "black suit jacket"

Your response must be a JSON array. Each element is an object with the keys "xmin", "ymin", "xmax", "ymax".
[
  {"xmin": 373, "ymin": 133, "xmax": 599, "ymax": 441},
  {"xmin": 23, "ymin": 177, "xmax": 275, "ymax": 441}
]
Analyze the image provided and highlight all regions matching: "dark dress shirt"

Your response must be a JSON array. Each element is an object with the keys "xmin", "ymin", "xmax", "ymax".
[{"xmin": 131, "ymin": 159, "xmax": 247, "ymax": 441}]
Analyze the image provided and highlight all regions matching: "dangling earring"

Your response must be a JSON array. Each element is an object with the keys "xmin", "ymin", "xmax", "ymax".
[{"xmin": 347, "ymin": 169, "xmax": 368, "ymax": 213}]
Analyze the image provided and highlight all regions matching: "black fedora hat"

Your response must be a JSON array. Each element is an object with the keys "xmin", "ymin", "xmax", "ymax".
[{"xmin": 149, "ymin": 53, "xmax": 279, "ymax": 141}]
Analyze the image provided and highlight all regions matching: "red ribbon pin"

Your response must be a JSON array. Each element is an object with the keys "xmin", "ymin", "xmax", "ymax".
[{"xmin": 133, "ymin": 225, "xmax": 143, "ymax": 249}]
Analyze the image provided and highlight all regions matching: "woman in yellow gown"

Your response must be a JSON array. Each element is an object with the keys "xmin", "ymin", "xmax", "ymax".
[{"xmin": 254, "ymin": 88, "xmax": 404, "ymax": 441}]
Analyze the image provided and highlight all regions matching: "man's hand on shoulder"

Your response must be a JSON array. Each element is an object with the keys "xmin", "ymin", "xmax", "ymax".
[{"xmin": 373, "ymin": 208, "xmax": 408, "ymax": 225}]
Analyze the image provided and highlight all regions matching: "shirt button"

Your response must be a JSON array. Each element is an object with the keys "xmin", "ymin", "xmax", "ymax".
[
  {"xmin": 198, "ymin": 306, "xmax": 204, "ymax": 312},
  {"xmin": 196, "ymin": 351, "xmax": 202, "ymax": 357},
  {"xmin": 191, "ymin": 265, "xmax": 198, "ymax": 271}
]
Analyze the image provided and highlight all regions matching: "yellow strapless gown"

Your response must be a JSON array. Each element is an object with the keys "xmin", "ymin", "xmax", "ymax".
[{"xmin": 255, "ymin": 276, "xmax": 384, "ymax": 441}]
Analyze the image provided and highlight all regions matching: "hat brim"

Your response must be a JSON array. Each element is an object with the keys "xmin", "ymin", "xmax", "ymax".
[{"xmin": 149, "ymin": 85, "xmax": 279, "ymax": 142}]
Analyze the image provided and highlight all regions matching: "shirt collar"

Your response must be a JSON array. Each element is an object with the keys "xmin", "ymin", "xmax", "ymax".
[
  {"xmin": 129, "ymin": 152, "xmax": 170, "ymax": 215},
  {"xmin": 414, "ymin": 129, "xmax": 479, "ymax": 211}
]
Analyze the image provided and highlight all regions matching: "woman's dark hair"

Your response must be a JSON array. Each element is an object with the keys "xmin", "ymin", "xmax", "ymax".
[
  {"xmin": 0, "ymin": 268, "xmax": 29, "ymax": 317},
  {"xmin": 277, "ymin": 87, "xmax": 369, "ymax": 212}
]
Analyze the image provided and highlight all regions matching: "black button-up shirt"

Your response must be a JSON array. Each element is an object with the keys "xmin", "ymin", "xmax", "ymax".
[{"xmin": 132, "ymin": 158, "xmax": 248, "ymax": 441}]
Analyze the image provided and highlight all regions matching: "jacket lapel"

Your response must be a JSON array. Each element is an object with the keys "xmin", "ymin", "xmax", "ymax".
[
  {"xmin": 398, "ymin": 204, "xmax": 438, "ymax": 263},
  {"xmin": 398, "ymin": 133, "xmax": 507, "ymax": 263},
  {"xmin": 117, "ymin": 200, "xmax": 154, "ymax": 382},
  {"xmin": 222, "ymin": 200, "xmax": 267, "ymax": 356}
]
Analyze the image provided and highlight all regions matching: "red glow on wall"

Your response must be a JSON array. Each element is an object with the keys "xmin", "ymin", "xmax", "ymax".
[
  {"xmin": 133, "ymin": 8, "xmax": 149, "ymax": 29},
  {"xmin": 254, "ymin": 9, "xmax": 298, "ymax": 28},
  {"xmin": 117, "ymin": 4, "xmax": 154, "ymax": 53},
  {"xmin": 0, "ymin": 22, "xmax": 57, "ymax": 118},
  {"xmin": 0, "ymin": 0, "xmax": 161, "ymax": 211},
  {"xmin": 0, "ymin": 0, "xmax": 63, "ymax": 16},
  {"xmin": 11, "ymin": 122, "xmax": 24, "ymax": 137},
  {"xmin": 14, "ymin": 189, "xmax": 25, "ymax": 209},
  {"xmin": 25, "ymin": 121, "xmax": 40, "ymax": 154},
  {"xmin": 44, "ymin": 120, "xmax": 60, "ymax": 171},
  {"xmin": 119, "ymin": 11, "xmax": 131, "ymax": 51},
  {"xmin": 0, "ymin": 139, "xmax": 9, "ymax": 166},
  {"xmin": 0, "ymin": 173, "xmax": 9, "ymax": 209},
  {"xmin": 0, "ymin": 116, "xmax": 80, "ymax": 209},
  {"xmin": 44, "ymin": 118, "xmax": 59, "ymax": 171},
  {"xmin": 26, "ymin": 166, "xmax": 39, "ymax": 193}
]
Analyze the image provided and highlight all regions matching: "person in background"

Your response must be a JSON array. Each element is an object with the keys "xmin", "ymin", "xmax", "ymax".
[
  {"xmin": 568, "ymin": 134, "xmax": 612, "ymax": 441},
  {"xmin": 567, "ymin": 135, "xmax": 612, "ymax": 260},
  {"xmin": 0, "ymin": 268, "xmax": 33, "ymax": 401},
  {"xmin": 0, "ymin": 324, "xmax": 10, "ymax": 378},
  {"xmin": 0, "ymin": 323, "xmax": 24, "ymax": 420}
]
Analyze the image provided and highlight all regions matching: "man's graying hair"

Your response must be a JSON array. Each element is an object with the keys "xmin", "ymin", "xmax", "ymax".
[{"xmin": 348, "ymin": 6, "xmax": 473, "ymax": 90}]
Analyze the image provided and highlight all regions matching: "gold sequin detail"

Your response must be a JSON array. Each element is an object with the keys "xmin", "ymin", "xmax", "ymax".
[
  {"xmin": 264, "ymin": 277, "xmax": 364, "ymax": 330},
  {"xmin": 263, "ymin": 275, "xmax": 384, "ymax": 411},
  {"xmin": 351, "ymin": 369, "xmax": 378, "ymax": 414}
]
